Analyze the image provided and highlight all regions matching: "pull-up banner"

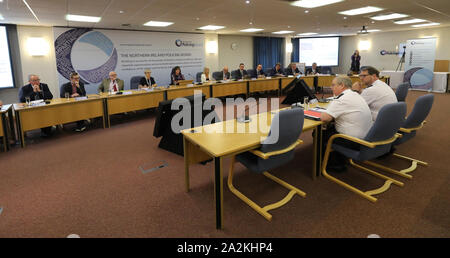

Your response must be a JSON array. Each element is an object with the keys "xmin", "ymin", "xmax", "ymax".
[
  {"xmin": 403, "ymin": 38, "xmax": 436, "ymax": 91},
  {"xmin": 54, "ymin": 28, "xmax": 205, "ymax": 94}
]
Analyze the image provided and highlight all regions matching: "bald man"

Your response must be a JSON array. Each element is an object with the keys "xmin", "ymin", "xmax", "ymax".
[{"xmin": 98, "ymin": 71, "xmax": 124, "ymax": 93}]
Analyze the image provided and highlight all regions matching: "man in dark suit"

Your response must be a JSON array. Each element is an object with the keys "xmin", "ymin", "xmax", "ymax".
[
  {"xmin": 18, "ymin": 74, "xmax": 54, "ymax": 137},
  {"xmin": 305, "ymin": 62, "xmax": 321, "ymax": 93},
  {"xmin": 215, "ymin": 66, "xmax": 231, "ymax": 80},
  {"xmin": 251, "ymin": 64, "xmax": 266, "ymax": 78},
  {"xmin": 60, "ymin": 72, "xmax": 87, "ymax": 132},
  {"xmin": 285, "ymin": 63, "xmax": 301, "ymax": 76},
  {"xmin": 270, "ymin": 63, "xmax": 284, "ymax": 76},
  {"xmin": 233, "ymin": 63, "xmax": 248, "ymax": 79},
  {"xmin": 19, "ymin": 74, "xmax": 53, "ymax": 103}
]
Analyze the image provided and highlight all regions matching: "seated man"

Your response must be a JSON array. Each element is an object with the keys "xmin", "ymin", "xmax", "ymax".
[
  {"xmin": 306, "ymin": 62, "xmax": 321, "ymax": 93},
  {"xmin": 270, "ymin": 63, "xmax": 284, "ymax": 77},
  {"xmin": 18, "ymin": 74, "xmax": 54, "ymax": 137},
  {"xmin": 233, "ymin": 63, "xmax": 248, "ymax": 80},
  {"xmin": 98, "ymin": 71, "xmax": 124, "ymax": 93},
  {"xmin": 285, "ymin": 63, "xmax": 301, "ymax": 76},
  {"xmin": 60, "ymin": 72, "xmax": 87, "ymax": 132},
  {"xmin": 252, "ymin": 64, "xmax": 266, "ymax": 78},
  {"xmin": 138, "ymin": 69, "xmax": 157, "ymax": 88},
  {"xmin": 352, "ymin": 81, "xmax": 363, "ymax": 94},
  {"xmin": 320, "ymin": 76, "xmax": 373, "ymax": 172},
  {"xmin": 219, "ymin": 66, "xmax": 231, "ymax": 80},
  {"xmin": 359, "ymin": 66, "xmax": 397, "ymax": 121}
]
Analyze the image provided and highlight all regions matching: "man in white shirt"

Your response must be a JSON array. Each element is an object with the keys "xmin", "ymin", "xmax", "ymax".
[
  {"xmin": 359, "ymin": 66, "xmax": 397, "ymax": 121},
  {"xmin": 320, "ymin": 76, "xmax": 373, "ymax": 172}
]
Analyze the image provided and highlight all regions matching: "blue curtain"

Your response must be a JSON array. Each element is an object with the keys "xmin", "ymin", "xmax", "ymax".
[
  {"xmin": 253, "ymin": 37, "xmax": 285, "ymax": 70},
  {"xmin": 291, "ymin": 38, "xmax": 299, "ymax": 63}
]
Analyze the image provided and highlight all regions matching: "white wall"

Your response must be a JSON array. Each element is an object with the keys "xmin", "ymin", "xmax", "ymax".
[
  {"xmin": 204, "ymin": 33, "xmax": 219, "ymax": 73},
  {"xmin": 17, "ymin": 25, "xmax": 59, "ymax": 97},
  {"xmin": 218, "ymin": 35, "xmax": 253, "ymax": 72},
  {"xmin": 338, "ymin": 26, "xmax": 450, "ymax": 74}
]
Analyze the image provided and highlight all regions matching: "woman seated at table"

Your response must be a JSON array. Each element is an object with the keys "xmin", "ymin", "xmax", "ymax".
[
  {"xmin": 138, "ymin": 69, "xmax": 157, "ymax": 89},
  {"xmin": 170, "ymin": 66, "xmax": 185, "ymax": 85},
  {"xmin": 201, "ymin": 67, "xmax": 211, "ymax": 83}
]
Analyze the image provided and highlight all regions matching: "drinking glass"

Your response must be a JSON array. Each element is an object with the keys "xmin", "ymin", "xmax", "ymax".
[
  {"xmin": 25, "ymin": 97, "xmax": 30, "ymax": 106},
  {"xmin": 303, "ymin": 97, "xmax": 309, "ymax": 110},
  {"xmin": 65, "ymin": 92, "xmax": 70, "ymax": 100}
]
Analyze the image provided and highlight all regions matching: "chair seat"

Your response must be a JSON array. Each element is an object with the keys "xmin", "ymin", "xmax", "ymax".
[
  {"xmin": 332, "ymin": 143, "xmax": 392, "ymax": 162},
  {"xmin": 394, "ymin": 131, "xmax": 416, "ymax": 145},
  {"xmin": 236, "ymin": 150, "xmax": 295, "ymax": 174}
]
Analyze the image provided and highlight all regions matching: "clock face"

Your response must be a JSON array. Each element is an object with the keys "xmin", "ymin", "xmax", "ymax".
[{"xmin": 231, "ymin": 43, "xmax": 238, "ymax": 50}]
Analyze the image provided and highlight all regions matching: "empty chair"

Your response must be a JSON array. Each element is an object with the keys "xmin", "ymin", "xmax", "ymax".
[
  {"xmin": 212, "ymin": 71, "xmax": 222, "ymax": 81},
  {"xmin": 322, "ymin": 102, "xmax": 407, "ymax": 203},
  {"xmin": 264, "ymin": 68, "xmax": 272, "ymax": 76},
  {"xmin": 395, "ymin": 82, "xmax": 410, "ymax": 101},
  {"xmin": 247, "ymin": 69, "xmax": 255, "ymax": 77},
  {"xmin": 364, "ymin": 94, "xmax": 434, "ymax": 179},
  {"xmin": 130, "ymin": 76, "xmax": 141, "ymax": 89},
  {"xmin": 196, "ymin": 72, "xmax": 202, "ymax": 83},
  {"xmin": 228, "ymin": 108, "xmax": 306, "ymax": 221}
]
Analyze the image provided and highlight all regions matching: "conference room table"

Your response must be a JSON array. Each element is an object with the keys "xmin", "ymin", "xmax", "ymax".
[
  {"xmin": 1, "ymin": 104, "xmax": 14, "ymax": 152},
  {"xmin": 182, "ymin": 106, "xmax": 326, "ymax": 229},
  {"xmin": 14, "ymin": 95, "xmax": 105, "ymax": 147}
]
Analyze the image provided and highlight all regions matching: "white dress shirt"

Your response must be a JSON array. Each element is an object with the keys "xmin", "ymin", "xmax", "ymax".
[
  {"xmin": 325, "ymin": 89, "xmax": 373, "ymax": 139},
  {"xmin": 361, "ymin": 79, "xmax": 397, "ymax": 121}
]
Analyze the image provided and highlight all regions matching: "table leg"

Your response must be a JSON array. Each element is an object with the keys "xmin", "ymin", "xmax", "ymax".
[
  {"xmin": 183, "ymin": 136, "xmax": 190, "ymax": 192},
  {"xmin": 316, "ymin": 124, "xmax": 323, "ymax": 177},
  {"xmin": 214, "ymin": 157, "xmax": 223, "ymax": 229},
  {"xmin": 8, "ymin": 108, "xmax": 16, "ymax": 142},
  {"xmin": 1, "ymin": 114, "xmax": 8, "ymax": 151}
]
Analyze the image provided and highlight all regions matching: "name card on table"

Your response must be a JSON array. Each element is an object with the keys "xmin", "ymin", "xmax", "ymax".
[
  {"xmin": 251, "ymin": 78, "xmax": 257, "ymax": 80},
  {"xmin": 122, "ymin": 91, "xmax": 133, "ymax": 95},
  {"xmin": 186, "ymin": 84, "xmax": 194, "ymax": 87},
  {"xmin": 75, "ymin": 96, "xmax": 88, "ymax": 101},
  {"xmin": 266, "ymin": 77, "xmax": 272, "ymax": 79}
]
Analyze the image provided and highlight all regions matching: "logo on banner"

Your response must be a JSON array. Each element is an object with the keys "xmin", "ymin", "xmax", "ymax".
[
  {"xmin": 55, "ymin": 29, "xmax": 118, "ymax": 84},
  {"xmin": 175, "ymin": 39, "xmax": 196, "ymax": 47}
]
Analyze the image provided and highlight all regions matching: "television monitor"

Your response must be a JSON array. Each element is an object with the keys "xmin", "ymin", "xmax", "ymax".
[{"xmin": 282, "ymin": 79, "xmax": 317, "ymax": 105}]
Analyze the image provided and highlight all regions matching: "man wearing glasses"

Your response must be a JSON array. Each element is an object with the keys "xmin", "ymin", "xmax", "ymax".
[
  {"xmin": 357, "ymin": 66, "xmax": 397, "ymax": 121},
  {"xmin": 60, "ymin": 72, "xmax": 87, "ymax": 132},
  {"xmin": 18, "ymin": 74, "xmax": 54, "ymax": 137}
]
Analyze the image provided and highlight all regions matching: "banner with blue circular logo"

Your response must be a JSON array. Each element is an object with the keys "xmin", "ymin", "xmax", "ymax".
[
  {"xmin": 403, "ymin": 38, "xmax": 437, "ymax": 91},
  {"xmin": 54, "ymin": 28, "xmax": 205, "ymax": 94}
]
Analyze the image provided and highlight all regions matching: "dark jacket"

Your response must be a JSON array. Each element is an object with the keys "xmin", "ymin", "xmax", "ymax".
[
  {"xmin": 216, "ymin": 71, "xmax": 231, "ymax": 80},
  {"xmin": 251, "ymin": 69, "xmax": 266, "ymax": 78},
  {"xmin": 305, "ymin": 67, "xmax": 321, "ymax": 75},
  {"xmin": 19, "ymin": 83, "xmax": 53, "ymax": 103},
  {"xmin": 60, "ymin": 82, "xmax": 86, "ymax": 98},
  {"xmin": 171, "ymin": 73, "xmax": 185, "ymax": 85},
  {"xmin": 270, "ymin": 67, "xmax": 284, "ymax": 76},
  {"xmin": 233, "ymin": 69, "xmax": 248, "ymax": 79},
  {"xmin": 285, "ymin": 67, "xmax": 301, "ymax": 76},
  {"xmin": 139, "ymin": 76, "xmax": 156, "ymax": 87}
]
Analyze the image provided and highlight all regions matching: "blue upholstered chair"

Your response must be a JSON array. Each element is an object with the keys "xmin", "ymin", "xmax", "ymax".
[
  {"xmin": 196, "ymin": 72, "xmax": 202, "ymax": 83},
  {"xmin": 130, "ymin": 76, "xmax": 141, "ymax": 89},
  {"xmin": 395, "ymin": 82, "xmax": 410, "ymax": 102},
  {"xmin": 228, "ymin": 108, "xmax": 306, "ymax": 221},
  {"xmin": 322, "ymin": 102, "xmax": 407, "ymax": 202},
  {"xmin": 212, "ymin": 71, "xmax": 222, "ymax": 81},
  {"xmin": 246, "ymin": 69, "xmax": 254, "ymax": 77},
  {"xmin": 264, "ymin": 68, "xmax": 272, "ymax": 76},
  {"xmin": 364, "ymin": 94, "xmax": 434, "ymax": 179}
]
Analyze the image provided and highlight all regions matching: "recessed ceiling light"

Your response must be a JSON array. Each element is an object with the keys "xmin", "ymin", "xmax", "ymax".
[
  {"xmin": 272, "ymin": 30, "xmax": 294, "ymax": 34},
  {"xmin": 305, "ymin": 10, "xmax": 309, "ymax": 13},
  {"xmin": 370, "ymin": 13, "xmax": 408, "ymax": 21},
  {"xmin": 240, "ymin": 28, "xmax": 264, "ymax": 32},
  {"xmin": 366, "ymin": 29, "xmax": 381, "ymax": 32},
  {"xmin": 394, "ymin": 18, "xmax": 427, "ymax": 24},
  {"xmin": 371, "ymin": 21, "xmax": 375, "ymax": 24},
  {"xmin": 298, "ymin": 32, "xmax": 318, "ymax": 36},
  {"xmin": 143, "ymin": 21, "xmax": 174, "ymax": 27},
  {"xmin": 198, "ymin": 25, "xmax": 225, "ymax": 30},
  {"xmin": 411, "ymin": 22, "xmax": 440, "ymax": 27},
  {"xmin": 338, "ymin": 6, "xmax": 383, "ymax": 16},
  {"xmin": 290, "ymin": 0, "xmax": 344, "ymax": 8},
  {"xmin": 119, "ymin": 10, "xmax": 124, "ymax": 14},
  {"xmin": 66, "ymin": 14, "xmax": 101, "ymax": 23},
  {"xmin": 343, "ymin": 16, "xmax": 347, "ymax": 19}
]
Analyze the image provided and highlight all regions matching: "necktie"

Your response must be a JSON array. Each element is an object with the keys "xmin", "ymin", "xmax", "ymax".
[{"xmin": 113, "ymin": 81, "xmax": 117, "ymax": 91}]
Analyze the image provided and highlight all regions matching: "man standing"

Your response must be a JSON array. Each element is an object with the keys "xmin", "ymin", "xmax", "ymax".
[
  {"xmin": 98, "ymin": 71, "xmax": 124, "ymax": 93},
  {"xmin": 359, "ymin": 66, "xmax": 397, "ymax": 121},
  {"xmin": 18, "ymin": 74, "xmax": 54, "ymax": 137},
  {"xmin": 60, "ymin": 72, "xmax": 87, "ymax": 132},
  {"xmin": 320, "ymin": 76, "xmax": 373, "ymax": 172}
]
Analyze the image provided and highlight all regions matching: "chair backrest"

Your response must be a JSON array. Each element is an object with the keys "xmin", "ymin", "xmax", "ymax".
[
  {"xmin": 260, "ymin": 108, "xmax": 304, "ymax": 153},
  {"xmin": 196, "ymin": 72, "xmax": 202, "ymax": 83},
  {"xmin": 212, "ymin": 71, "xmax": 222, "ymax": 80},
  {"xmin": 403, "ymin": 94, "xmax": 434, "ymax": 129},
  {"xmin": 247, "ymin": 69, "xmax": 254, "ymax": 77},
  {"xmin": 130, "ymin": 76, "xmax": 141, "ymax": 89},
  {"xmin": 264, "ymin": 68, "xmax": 272, "ymax": 75},
  {"xmin": 59, "ymin": 84, "xmax": 65, "ymax": 98},
  {"xmin": 395, "ymin": 82, "xmax": 409, "ymax": 101},
  {"xmin": 364, "ymin": 102, "xmax": 407, "ymax": 143},
  {"xmin": 231, "ymin": 70, "xmax": 240, "ymax": 79}
]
